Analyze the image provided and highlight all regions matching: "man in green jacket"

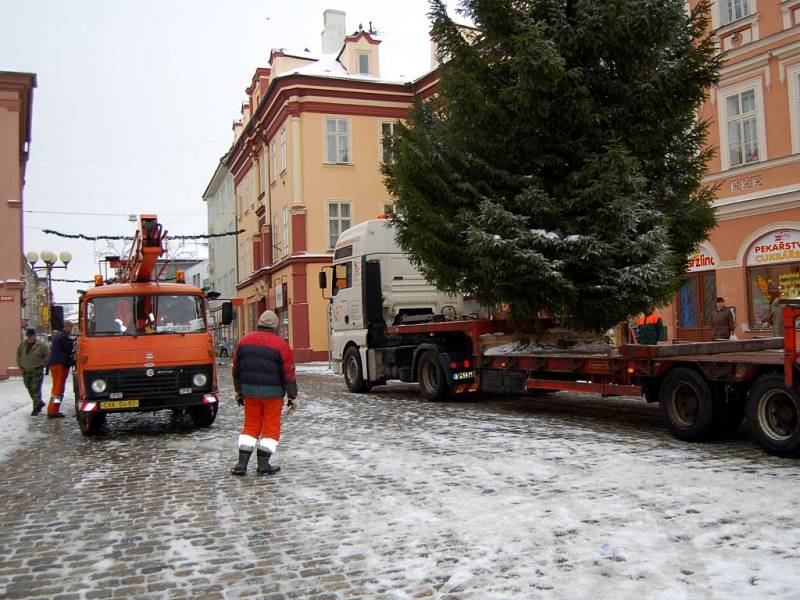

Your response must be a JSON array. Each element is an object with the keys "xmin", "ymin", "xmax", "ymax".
[{"xmin": 16, "ymin": 328, "xmax": 49, "ymax": 416}]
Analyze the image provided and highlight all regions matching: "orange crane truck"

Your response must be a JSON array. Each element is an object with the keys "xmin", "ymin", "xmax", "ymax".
[{"xmin": 72, "ymin": 215, "xmax": 232, "ymax": 435}]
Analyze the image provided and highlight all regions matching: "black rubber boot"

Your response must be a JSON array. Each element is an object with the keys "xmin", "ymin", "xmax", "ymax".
[
  {"xmin": 230, "ymin": 449, "xmax": 252, "ymax": 476},
  {"xmin": 256, "ymin": 449, "xmax": 281, "ymax": 475}
]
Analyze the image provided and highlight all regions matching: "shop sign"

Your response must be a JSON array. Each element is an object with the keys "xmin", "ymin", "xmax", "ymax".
[
  {"xmin": 747, "ymin": 229, "xmax": 800, "ymax": 265},
  {"xmin": 687, "ymin": 252, "xmax": 715, "ymax": 272},
  {"xmin": 0, "ymin": 295, "xmax": 14, "ymax": 302}
]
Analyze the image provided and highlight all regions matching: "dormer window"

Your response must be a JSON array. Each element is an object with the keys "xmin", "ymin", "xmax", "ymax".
[{"xmin": 358, "ymin": 52, "xmax": 370, "ymax": 75}]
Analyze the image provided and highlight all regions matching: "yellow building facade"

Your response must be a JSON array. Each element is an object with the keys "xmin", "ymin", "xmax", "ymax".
[{"xmin": 228, "ymin": 26, "xmax": 437, "ymax": 361}]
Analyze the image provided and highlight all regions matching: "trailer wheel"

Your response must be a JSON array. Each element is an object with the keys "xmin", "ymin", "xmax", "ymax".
[
  {"xmin": 189, "ymin": 404, "xmax": 217, "ymax": 428},
  {"xmin": 746, "ymin": 374, "xmax": 800, "ymax": 457},
  {"xmin": 418, "ymin": 351, "xmax": 449, "ymax": 402},
  {"xmin": 343, "ymin": 346, "xmax": 371, "ymax": 393},
  {"xmin": 659, "ymin": 368, "xmax": 714, "ymax": 442}
]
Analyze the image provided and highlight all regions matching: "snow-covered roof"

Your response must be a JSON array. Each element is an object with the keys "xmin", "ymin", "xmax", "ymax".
[{"xmin": 273, "ymin": 52, "xmax": 413, "ymax": 85}]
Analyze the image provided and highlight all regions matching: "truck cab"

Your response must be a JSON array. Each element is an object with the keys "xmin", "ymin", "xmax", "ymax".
[{"xmin": 323, "ymin": 219, "xmax": 463, "ymax": 386}]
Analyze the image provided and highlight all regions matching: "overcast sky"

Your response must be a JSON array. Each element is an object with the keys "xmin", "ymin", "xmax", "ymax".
[{"xmin": 1, "ymin": 0, "xmax": 444, "ymax": 304}]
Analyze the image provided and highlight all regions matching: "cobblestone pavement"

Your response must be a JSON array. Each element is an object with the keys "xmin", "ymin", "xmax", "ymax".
[{"xmin": 1, "ymin": 365, "xmax": 799, "ymax": 599}]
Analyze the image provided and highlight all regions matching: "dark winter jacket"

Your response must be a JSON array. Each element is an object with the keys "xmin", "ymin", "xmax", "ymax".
[
  {"xmin": 48, "ymin": 330, "xmax": 74, "ymax": 367},
  {"xmin": 16, "ymin": 338, "xmax": 49, "ymax": 371},
  {"xmin": 635, "ymin": 314, "xmax": 665, "ymax": 345},
  {"xmin": 710, "ymin": 307, "xmax": 735, "ymax": 340},
  {"xmin": 233, "ymin": 327, "xmax": 297, "ymax": 400}
]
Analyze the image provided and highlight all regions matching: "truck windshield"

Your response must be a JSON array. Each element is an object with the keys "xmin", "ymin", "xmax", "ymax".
[{"xmin": 86, "ymin": 294, "xmax": 206, "ymax": 336}]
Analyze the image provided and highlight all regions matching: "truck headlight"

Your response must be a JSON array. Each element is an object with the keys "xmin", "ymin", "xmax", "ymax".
[
  {"xmin": 192, "ymin": 373, "xmax": 208, "ymax": 387},
  {"xmin": 91, "ymin": 379, "xmax": 108, "ymax": 394}
]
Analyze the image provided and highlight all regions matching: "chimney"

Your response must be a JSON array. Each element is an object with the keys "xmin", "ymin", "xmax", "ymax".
[{"xmin": 321, "ymin": 9, "xmax": 346, "ymax": 54}]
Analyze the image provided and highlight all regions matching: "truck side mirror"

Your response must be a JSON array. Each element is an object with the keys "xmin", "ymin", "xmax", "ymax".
[
  {"xmin": 221, "ymin": 301, "xmax": 234, "ymax": 325},
  {"xmin": 318, "ymin": 271, "xmax": 327, "ymax": 290}
]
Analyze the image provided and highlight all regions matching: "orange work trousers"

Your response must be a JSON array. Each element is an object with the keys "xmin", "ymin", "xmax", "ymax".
[
  {"xmin": 241, "ymin": 397, "xmax": 283, "ymax": 442},
  {"xmin": 50, "ymin": 364, "xmax": 69, "ymax": 398}
]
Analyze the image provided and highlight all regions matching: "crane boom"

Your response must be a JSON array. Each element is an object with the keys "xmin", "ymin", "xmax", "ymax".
[{"xmin": 117, "ymin": 215, "xmax": 166, "ymax": 283}]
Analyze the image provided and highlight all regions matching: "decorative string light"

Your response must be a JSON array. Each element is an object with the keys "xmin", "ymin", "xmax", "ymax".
[{"xmin": 41, "ymin": 228, "xmax": 244, "ymax": 241}]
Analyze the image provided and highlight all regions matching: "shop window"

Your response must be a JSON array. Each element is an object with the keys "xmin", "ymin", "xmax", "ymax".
[{"xmin": 748, "ymin": 264, "xmax": 800, "ymax": 330}]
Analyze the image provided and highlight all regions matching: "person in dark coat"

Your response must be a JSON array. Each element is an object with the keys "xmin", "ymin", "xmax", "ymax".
[
  {"xmin": 16, "ymin": 329, "xmax": 50, "ymax": 415},
  {"xmin": 231, "ymin": 310, "xmax": 298, "ymax": 476},
  {"xmin": 47, "ymin": 320, "xmax": 74, "ymax": 418},
  {"xmin": 710, "ymin": 297, "xmax": 735, "ymax": 340},
  {"xmin": 635, "ymin": 312, "xmax": 665, "ymax": 345}
]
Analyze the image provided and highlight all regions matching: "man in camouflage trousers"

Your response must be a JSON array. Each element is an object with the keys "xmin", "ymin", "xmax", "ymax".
[{"xmin": 16, "ymin": 328, "xmax": 49, "ymax": 416}]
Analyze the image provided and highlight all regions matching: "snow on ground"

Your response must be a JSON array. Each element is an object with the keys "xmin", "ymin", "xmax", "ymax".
[
  {"xmin": 295, "ymin": 361, "xmax": 335, "ymax": 374},
  {"xmin": 0, "ymin": 376, "xmax": 46, "ymax": 463}
]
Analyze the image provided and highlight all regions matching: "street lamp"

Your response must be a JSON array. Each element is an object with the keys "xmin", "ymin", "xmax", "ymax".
[{"xmin": 26, "ymin": 250, "xmax": 72, "ymax": 330}]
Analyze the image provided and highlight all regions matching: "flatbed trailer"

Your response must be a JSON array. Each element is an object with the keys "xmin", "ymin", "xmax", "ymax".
[
  {"xmin": 325, "ymin": 219, "xmax": 800, "ymax": 457},
  {"xmin": 342, "ymin": 305, "xmax": 800, "ymax": 457}
]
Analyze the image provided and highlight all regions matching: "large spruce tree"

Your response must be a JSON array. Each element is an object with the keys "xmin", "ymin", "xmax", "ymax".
[{"xmin": 384, "ymin": 0, "xmax": 721, "ymax": 331}]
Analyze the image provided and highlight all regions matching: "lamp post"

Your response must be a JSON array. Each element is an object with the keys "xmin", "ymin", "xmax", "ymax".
[{"xmin": 25, "ymin": 250, "xmax": 72, "ymax": 330}]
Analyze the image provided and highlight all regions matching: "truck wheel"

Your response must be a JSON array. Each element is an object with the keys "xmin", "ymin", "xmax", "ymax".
[
  {"xmin": 659, "ymin": 368, "xmax": 714, "ymax": 442},
  {"xmin": 343, "ymin": 346, "xmax": 371, "ymax": 393},
  {"xmin": 418, "ymin": 351, "xmax": 450, "ymax": 402},
  {"xmin": 746, "ymin": 374, "xmax": 800, "ymax": 457},
  {"xmin": 189, "ymin": 404, "xmax": 217, "ymax": 428}
]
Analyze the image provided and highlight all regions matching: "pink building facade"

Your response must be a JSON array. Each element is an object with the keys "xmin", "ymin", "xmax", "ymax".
[
  {"xmin": 0, "ymin": 72, "xmax": 35, "ymax": 379},
  {"xmin": 656, "ymin": 2, "xmax": 800, "ymax": 341}
]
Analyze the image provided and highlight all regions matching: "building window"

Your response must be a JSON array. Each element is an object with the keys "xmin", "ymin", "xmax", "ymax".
[
  {"xmin": 327, "ymin": 202, "xmax": 351, "ymax": 249},
  {"xmin": 381, "ymin": 202, "xmax": 395, "ymax": 216},
  {"xmin": 272, "ymin": 214, "xmax": 280, "ymax": 258},
  {"xmin": 325, "ymin": 118, "xmax": 351, "ymax": 164},
  {"xmin": 282, "ymin": 206, "xmax": 289, "ymax": 254},
  {"xmin": 279, "ymin": 127, "xmax": 287, "ymax": 173},
  {"xmin": 748, "ymin": 264, "xmax": 800, "ymax": 330},
  {"xmin": 270, "ymin": 141, "xmax": 277, "ymax": 182},
  {"xmin": 721, "ymin": 0, "xmax": 750, "ymax": 25},
  {"xmin": 724, "ymin": 87, "xmax": 760, "ymax": 168},
  {"xmin": 380, "ymin": 121, "xmax": 396, "ymax": 164},
  {"xmin": 358, "ymin": 52, "xmax": 370, "ymax": 74}
]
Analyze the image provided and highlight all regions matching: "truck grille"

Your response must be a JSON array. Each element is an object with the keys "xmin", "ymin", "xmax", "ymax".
[{"xmin": 85, "ymin": 367, "xmax": 211, "ymax": 399}]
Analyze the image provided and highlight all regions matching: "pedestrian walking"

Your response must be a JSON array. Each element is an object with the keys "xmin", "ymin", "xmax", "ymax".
[
  {"xmin": 218, "ymin": 339, "xmax": 228, "ymax": 358},
  {"xmin": 16, "ymin": 329, "xmax": 49, "ymax": 416},
  {"xmin": 231, "ymin": 310, "xmax": 298, "ymax": 476},
  {"xmin": 635, "ymin": 311, "xmax": 665, "ymax": 345},
  {"xmin": 47, "ymin": 320, "xmax": 74, "ymax": 418},
  {"xmin": 710, "ymin": 297, "xmax": 735, "ymax": 340}
]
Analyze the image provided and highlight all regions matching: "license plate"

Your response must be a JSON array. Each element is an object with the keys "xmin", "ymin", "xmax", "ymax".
[
  {"xmin": 452, "ymin": 371, "xmax": 475, "ymax": 381},
  {"xmin": 99, "ymin": 400, "xmax": 139, "ymax": 410}
]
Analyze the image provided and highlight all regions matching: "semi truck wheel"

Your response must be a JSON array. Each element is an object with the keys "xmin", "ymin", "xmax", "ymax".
[
  {"xmin": 746, "ymin": 373, "xmax": 800, "ymax": 457},
  {"xmin": 659, "ymin": 368, "xmax": 714, "ymax": 442},
  {"xmin": 418, "ymin": 351, "xmax": 449, "ymax": 402},
  {"xmin": 343, "ymin": 346, "xmax": 371, "ymax": 393},
  {"xmin": 189, "ymin": 404, "xmax": 217, "ymax": 428}
]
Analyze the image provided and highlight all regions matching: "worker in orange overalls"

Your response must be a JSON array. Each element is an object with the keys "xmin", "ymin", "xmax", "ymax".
[
  {"xmin": 47, "ymin": 320, "xmax": 74, "ymax": 418},
  {"xmin": 231, "ymin": 310, "xmax": 299, "ymax": 476},
  {"xmin": 635, "ymin": 311, "xmax": 665, "ymax": 345}
]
